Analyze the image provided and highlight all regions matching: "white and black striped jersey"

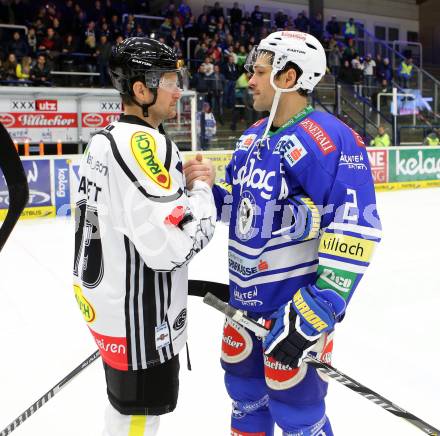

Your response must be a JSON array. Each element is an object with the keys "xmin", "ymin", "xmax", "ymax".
[{"xmin": 73, "ymin": 114, "xmax": 216, "ymax": 371}]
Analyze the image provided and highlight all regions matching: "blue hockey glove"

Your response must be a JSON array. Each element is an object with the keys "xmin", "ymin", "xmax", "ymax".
[{"xmin": 263, "ymin": 284, "xmax": 346, "ymax": 368}]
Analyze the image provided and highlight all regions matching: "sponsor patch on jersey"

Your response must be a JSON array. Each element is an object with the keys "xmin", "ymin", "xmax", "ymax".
[
  {"xmin": 339, "ymin": 152, "xmax": 368, "ymax": 170},
  {"xmin": 283, "ymin": 134, "xmax": 308, "ymax": 167},
  {"xmin": 263, "ymin": 354, "xmax": 307, "ymax": 390},
  {"xmin": 131, "ymin": 131, "xmax": 171, "ymax": 189},
  {"xmin": 299, "ymin": 118, "xmax": 336, "ymax": 155},
  {"xmin": 319, "ymin": 233, "xmax": 376, "ymax": 263},
  {"xmin": 74, "ymin": 285, "xmax": 96, "ymax": 323},
  {"xmin": 221, "ymin": 318, "xmax": 253, "ymax": 364},
  {"xmin": 155, "ymin": 322, "xmax": 171, "ymax": 350},
  {"xmin": 89, "ymin": 328, "xmax": 128, "ymax": 371},
  {"xmin": 237, "ymin": 133, "xmax": 257, "ymax": 150},
  {"xmin": 173, "ymin": 308, "xmax": 187, "ymax": 331},
  {"xmin": 316, "ymin": 265, "xmax": 357, "ymax": 299}
]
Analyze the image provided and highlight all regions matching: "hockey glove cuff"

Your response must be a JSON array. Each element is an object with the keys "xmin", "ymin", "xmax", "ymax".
[{"xmin": 263, "ymin": 284, "xmax": 346, "ymax": 367}]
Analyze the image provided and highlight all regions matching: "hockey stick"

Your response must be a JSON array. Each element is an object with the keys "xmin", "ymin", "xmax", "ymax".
[
  {"xmin": 203, "ymin": 292, "xmax": 440, "ymax": 436},
  {"xmin": 0, "ymin": 122, "xmax": 29, "ymax": 253},
  {"xmin": 0, "ymin": 350, "xmax": 100, "ymax": 436},
  {"xmin": 0, "ymin": 280, "xmax": 223, "ymax": 434}
]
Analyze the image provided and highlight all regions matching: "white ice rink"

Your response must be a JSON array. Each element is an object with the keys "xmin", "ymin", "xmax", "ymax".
[{"xmin": 1, "ymin": 188, "xmax": 439, "ymax": 436}]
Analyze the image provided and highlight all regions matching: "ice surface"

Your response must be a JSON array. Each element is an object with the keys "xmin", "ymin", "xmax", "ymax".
[{"xmin": 0, "ymin": 188, "xmax": 439, "ymax": 435}]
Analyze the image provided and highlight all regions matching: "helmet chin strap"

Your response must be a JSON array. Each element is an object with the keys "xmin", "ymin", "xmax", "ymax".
[
  {"xmin": 130, "ymin": 88, "xmax": 158, "ymax": 118},
  {"xmin": 261, "ymin": 71, "xmax": 301, "ymax": 140}
]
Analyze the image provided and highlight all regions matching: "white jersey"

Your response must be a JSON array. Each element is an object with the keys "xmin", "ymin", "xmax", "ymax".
[{"xmin": 73, "ymin": 114, "xmax": 216, "ymax": 371}]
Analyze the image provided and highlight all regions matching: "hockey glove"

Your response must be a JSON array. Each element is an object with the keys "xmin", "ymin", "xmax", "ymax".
[{"xmin": 263, "ymin": 284, "xmax": 346, "ymax": 368}]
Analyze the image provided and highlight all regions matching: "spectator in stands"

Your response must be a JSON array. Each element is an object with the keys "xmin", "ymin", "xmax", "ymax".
[
  {"xmin": 195, "ymin": 41, "xmax": 208, "ymax": 67},
  {"xmin": 8, "ymin": 31, "xmax": 28, "ymax": 59},
  {"xmin": 294, "ymin": 11, "xmax": 309, "ymax": 32},
  {"xmin": 235, "ymin": 23, "xmax": 249, "ymax": 48},
  {"xmin": 30, "ymin": 54, "xmax": 51, "ymax": 86},
  {"xmin": 178, "ymin": 0, "xmax": 190, "ymax": 17},
  {"xmin": 362, "ymin": 53, "xmax": 376, "ymax": 97},
  {"xmin": 274, "ymin": 10, "xmax": 287, "ymax": 30},
  {"xmin": 309, "ymin": 12, "xmax": 323, "ymax": 40},
  {"xmin": 223, "ymin": 54, "xmax": 240, "ymax": 108},
  {"xmin": 209, "ymin": 64, "xmax": 226, "ymax": 124},
  {"xmin": 370, "ymin": 126, "xmax": 391, "ymax": 147},
  {"xmin": 209, "ymin": 1, "xmax": 224, "ymax": 21},
  {"xmin": 343, "ymin": 18, "xmax": 356, "ymax": 42},
  {"xmin": 351, "ymin": 55, "xmax": 364, "ymax": 95},
  {"xmin": 109, "ymin": 14, "xmax": 122, "ymax": 40},
  {"xmin": 159, "ymin": 17, "xmax": 173, "ymax": 38},
  {"xmin": 326, "ymin": 15, "xmax": 340, "ymax": 37},
  {"xmin": 230, "ymin": 2, "xmax": 242, "ymax": 34},
  {"xmin": 328, "ymin": 40, "xmax": 342, "ymax": 76},
  {"xmin": 3, "ymin": 53, "xmax": 18, "ymax": 81},
  {"xmin": 184, "ymin": 15, "xmax": 198, "ymax": 38},
  {"xmin": 99, "ymin": 22, "xmax": 112, "ymax": 39},
  {"xmin": 191, "ymin": 65, "xmax": 209, "ymax": 96},
  {"xmin": 62, "ymin": 34, "xmax": 79, "ymax": 54},
  {"xmin": 376, "ymin": 56, "xmax": 393, "ymax": 84},
  {"xmin": 27, "ymin": 27, "xmax": 37, "ymax": 55},
  {"xmin": 342, "ymin": 38, "xmax": 357, "ymax": 63},
  {"xmin": 197, "ymin": 101, "xmax": 216, "ymax": 150},
  {"xmin": 338, "ymin": 59, "xmax": 355, "ymax": 87},
  {"xmin": 371, "ymin": 79, "xmax": 392, "ymax": 110},
  {"xmin": 39, "ymin": 27, "xmax": 62, "ymax": 59},
  {"xmin": 398, "ymin": 57, "xmax": 414, "ymax": 88},
  {"xmin": 95, "ymin": 34, "xmax": 112, "ymax": 87},
  {"xmin": 84, "ymin": 21, "xmax": 98, "ymax": 53},
  {"xmin": 236, "ymin": 45, "xmax": 248, "ymax": 70},
  {"xmin": 16, "ymin": 55, "xmax": 32, "ymax": 81},
  {"xmin": 208, "ymin": 40, "xmax": 222, "ymax": 64},
  {"xmin": 201, "ymin": 56, "xmax": 214, "ymax": 77},
  {"xmin": 424, "ymin": 131, "xmax": 440, "ymax": 146},
  {"xmin": 231, "ymin": 70, "xmax": 250, "ymax": 130},
  {"xmin": 251, "ymin": 5, "xmax": 265, "ymax": 39}
]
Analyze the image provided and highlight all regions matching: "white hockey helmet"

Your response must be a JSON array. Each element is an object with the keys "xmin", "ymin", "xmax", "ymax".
[
  {"xmin": 246, "ymin": 30, "xmax": 326, "ymax": 93},
  {"xmin": 245, "ymin": 31, "xmax": 326, "ymax": 140}
]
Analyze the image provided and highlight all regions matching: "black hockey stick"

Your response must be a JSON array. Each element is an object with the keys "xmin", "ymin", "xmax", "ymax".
[
  {"xmin": 0, "ymin": 350, "xmax": 100, "ymax": 436},
  {"xmin": 203, "ymin": 292, "xmax": 440, "ymax": 436},
  {"xmin": 0, "ymin": 122, "xmax": 29, "ymax": 253}
]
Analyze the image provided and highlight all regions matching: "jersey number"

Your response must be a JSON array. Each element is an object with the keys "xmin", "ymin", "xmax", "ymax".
[
  {"xmin": 342, "ymin": 189, "xmax": 358, "ymax": 223},
  {"xmin": 73, "ymin": 200, "xmax": 104, "ymax": 288}
]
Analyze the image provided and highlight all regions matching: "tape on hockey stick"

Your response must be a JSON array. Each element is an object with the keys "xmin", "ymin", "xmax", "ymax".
[{"xmin": 203, "ymin": 292, "xmax": 440, "ymax": 436}]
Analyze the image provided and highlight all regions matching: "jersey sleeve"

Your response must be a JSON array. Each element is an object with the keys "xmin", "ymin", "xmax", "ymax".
[
  {"xmin": 282, "ymin": 124, "xmax": 382, "ymax": 315},
  {"xmin": 212, "ymin": 156, "xmax": 233, "ymax": 223},
  {"xmin": 105, "ymin": 130, "xmax": 217, "ymax": 272}
]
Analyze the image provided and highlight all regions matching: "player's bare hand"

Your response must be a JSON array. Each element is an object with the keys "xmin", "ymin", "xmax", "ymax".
[{"xmin": 183, "ymin": 153, "xmax": 216, "ymax": 189}]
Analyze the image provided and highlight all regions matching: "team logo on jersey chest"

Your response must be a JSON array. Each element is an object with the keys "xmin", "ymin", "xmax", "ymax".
[
  {"xmin": 131, "ymin": 131, "xmax": 171, "ymax": 189},
  {"xmin": 236, "ymin": 191, "xmax": 258, "ymax": 241}
]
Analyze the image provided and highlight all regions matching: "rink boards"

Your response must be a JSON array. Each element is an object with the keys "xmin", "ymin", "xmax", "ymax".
[{"xmin": 0, "ymin": 146, "xmax": 439, "ymax": 220}]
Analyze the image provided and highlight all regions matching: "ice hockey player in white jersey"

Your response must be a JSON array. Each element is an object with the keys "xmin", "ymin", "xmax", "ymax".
[{"xmin": 73, "ymin": 37, "xmax": 217, "ymax": 436}]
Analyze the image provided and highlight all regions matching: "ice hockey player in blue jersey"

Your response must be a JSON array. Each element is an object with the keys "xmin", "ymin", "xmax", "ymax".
[{"xmin": 185, "ymin": 30, "xmax": 382, "ymax": 436}]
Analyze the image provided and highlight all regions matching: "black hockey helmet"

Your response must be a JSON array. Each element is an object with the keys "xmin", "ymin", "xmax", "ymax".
[{"xmin": 108, "ymin": 37, "xmax": 183, "ymax": 116}]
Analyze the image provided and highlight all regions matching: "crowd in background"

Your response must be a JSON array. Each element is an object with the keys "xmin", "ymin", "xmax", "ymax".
[{"xmin": 0, "ymin": 0, "xmax": 420, "ymax": 142}]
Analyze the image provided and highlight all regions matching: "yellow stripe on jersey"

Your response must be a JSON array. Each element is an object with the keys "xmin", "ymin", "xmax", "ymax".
[
  {"xmin": 319, "ymin": 232, "xmax": 376, "ymax": 263},
  {"xmin": 218, "ymin": 181, "xmax": 232, "ymax": 193},
  {"xmin": 128, "ymin": 415, "xmax": 147, "ymax": 436}
]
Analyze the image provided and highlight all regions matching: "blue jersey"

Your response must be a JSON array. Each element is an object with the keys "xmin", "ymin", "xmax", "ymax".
[{"xmin": 213, "ymin": 106, "xmax": 381, "ymax": 314}]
